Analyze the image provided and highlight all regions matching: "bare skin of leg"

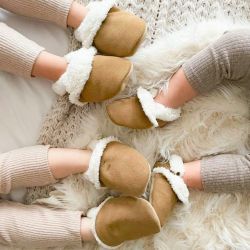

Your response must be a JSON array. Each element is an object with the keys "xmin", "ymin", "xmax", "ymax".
[
  {"xmin": 154, "ymin": 68, "xmax": 198, "ymax": 108},
  {"xmin": 183, "ymin": 161, "xmax": 203, "ymax": 190},
  {"xmin": 48, "ymin": 148, "xmax": 91, "ymax": 179},
  {"xmin": 31, "ymin": 2, "xmax": 88, "ymax": 81},
  {"xmin": 154, "ymin": 68, "xmax": 203, "ymax": 190},
  {"xmin": 67, "ymin": 2, "xmax": 88, "ymax": 29}
]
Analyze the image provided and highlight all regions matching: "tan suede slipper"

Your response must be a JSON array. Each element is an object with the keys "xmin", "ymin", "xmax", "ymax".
[
  {"xmin": 74, "ymin": 0, "xmax": 146, "ymax": 57},
  {"xmin": 87, "ymin": 196, "xmax": 161, "ymax": 249},
  {"xmin": 107, "ymin": 87, "xmax": 181, "ymax": 129},
  {"xmin": 84, "ymin": 137, "xmax": 150, "ymax": 197},
  {"xmin": 53, "ymin": 48, "xmax": 132, "ymax": 106},
  {"xmin": 150, "ymin": 155, "xmax": 189, "ymax": 227}
]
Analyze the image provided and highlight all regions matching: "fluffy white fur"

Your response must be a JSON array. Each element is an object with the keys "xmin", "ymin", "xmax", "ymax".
[
  {"xmin": 53, "ymin": 47, "xmax": 96, "ymax": 106},
  {"xmin": 137, "ymin": 87, "xmax": 181, "ymax": 127},
  {"xmin": 154, "ymin": 192, "xmax": 250, "ymax": 250},
  {"xmin": 153, "ymin": 167, "xmax": 189, "ymax": 203},
  {"xmin": 84, "ymin": 136, "xmax": 119, "ymax": 189},
  {"xmin": 74, "ymin": 0, "xmax": 116, "ymax": 47},
  {"xmin": 169, "ymin": 154, "xmax": 184, "ymax": 176},
  {"xmin": 35, "ymin": 18, "xmax": 250, "ymax": 250}
]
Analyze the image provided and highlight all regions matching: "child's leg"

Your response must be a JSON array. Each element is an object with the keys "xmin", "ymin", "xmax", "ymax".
[
  {"xmin": 0, "ymin": 22, "xmax": 133, "ymax": 104},
  {"xmin": 0, "ymin": 199, "xmax": 94, "ymax": 247},
  {"xmin": 107, "ymin": 29, "xmax": 250, "ymax": 128},
  {"xmin": 155, "ymin": 29, "xmax": 250, "ymax": 108},
  {"xmin": 1, "ymin": 138, "xmax": 151, "ymax": 197},
  {"xmin": 0, "ymin": 145, "xmax": 91, "ymax": 194},
  {"xmin": 183, "ymin": 154, "xmax": 250, "ymax": 192},
  {"xmin": 0, "ymin": 22, "xmax": 67, "ymax": 80},
  {"xmin": 0, "ymin": 0, "xmax": 87, "ymax": 29},
  {"xmin": 154, "ymin": 30, "xmax": 250, "ymax": 193}
]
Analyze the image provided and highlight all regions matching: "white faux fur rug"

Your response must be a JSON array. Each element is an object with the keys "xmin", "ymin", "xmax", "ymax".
[{"xmin": 25, "ymin": 1, "xmax": 250, "ymax": 249}]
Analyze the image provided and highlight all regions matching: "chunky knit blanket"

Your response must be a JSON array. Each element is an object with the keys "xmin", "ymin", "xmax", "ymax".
[{"xmin": 25, "ymin": 1, "xmax": 250, "ymax": 249}]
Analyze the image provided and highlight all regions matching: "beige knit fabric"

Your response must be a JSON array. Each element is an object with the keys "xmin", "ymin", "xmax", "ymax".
[
  {"xmin": 0, "ymin": 200, "xmax": 82, "ymax": 248},
  {"xmin": 0, "ymin": 0, "xmax": 73, "ymax": 28},
  {"xmin": 0, "ymin": 22, "xmax": 44, "ymax": 78},
  {"xmin": 183, "ymin": 29, "xmax": 250, "ymax": 94},
  {"xmin": 0, "ymin": 145, "xmax": 56, "ymax": 194},
  {"xmin": 0, "ymin": 145, "xmax": 85, "ymax": 248},
  {"xmin": 201, "ymin": 154, "xmax": 250, "ymax": 192},
  {"xmin": 0, "ymin": 0, "xmax": 73, "ymax": 78}
]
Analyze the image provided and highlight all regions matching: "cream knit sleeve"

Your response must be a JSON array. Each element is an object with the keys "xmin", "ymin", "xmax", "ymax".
[
  {"xmin": 201, "ymin": 153, "xmax": 250, "ymax": 192},
  {"xmin": 0, "ymin": 200, "xmax": 83, "ymax": 248},
  {"xmin": 0, "ymin": 22, "xmax": 45, "ymax": 78},
  {"xmin": 0, "ymin": 145, "xmax": 56, "ymax": 194},
  {"xmin": 0, "ymin": 0, "xmax": 73, "ymax": 28}
]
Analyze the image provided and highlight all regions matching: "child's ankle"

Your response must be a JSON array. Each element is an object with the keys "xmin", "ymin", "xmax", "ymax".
[
  {"xmin": 80, "ymin": 217, "xmax": 95, "ymax": 242},
  {"xmin": 154, "ymin": 89, "xmax": 179, "ymax": 109},
  {"xmin": 67, "ymin": 2, "xmax": 88, "ymax": 29}
]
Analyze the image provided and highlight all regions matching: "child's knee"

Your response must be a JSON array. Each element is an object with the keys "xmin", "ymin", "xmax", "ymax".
[{"xmin": 219, "ymin": 29, "xmax": 250, "ymax": 54}]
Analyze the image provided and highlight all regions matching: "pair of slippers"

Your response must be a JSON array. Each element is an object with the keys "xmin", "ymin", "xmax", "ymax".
[
  {"xmin": 84, "ymin": 137, "xmax": 189, "ymax": 248},
  {"xmin": 53, "ymin": 0, "xmax": 181, "ymax": 130}
]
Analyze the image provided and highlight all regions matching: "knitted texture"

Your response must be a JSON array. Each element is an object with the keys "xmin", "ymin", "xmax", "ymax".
[
  {"xmin": 0, "ymin": 22, "xmax": 44, "ymax": 78},
  {"xmin": 25, "ymin": 1, "xmax": 250, "ymax": 249},
  {"xmin": 0, "ymin": 0, "xmax": 73, "ymax": 28},
  {"xmin": 0, "ymin": 200, "xmax": 82, "ymax": 248},
  {"xmin": 0, "ymin": 145, "xmax": 56, "ymax": 194}
]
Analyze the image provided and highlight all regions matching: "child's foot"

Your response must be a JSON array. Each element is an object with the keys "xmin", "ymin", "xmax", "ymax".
[
  {"xmin": 107, "ymin": 87, "xmax": 181, "ymax": 129},
  {"xmin": 83, "ymin": 137, "xmax": 150, "ymax": 197},
  {"xmin": 53, "ymin": 48, "xmax": 132, "ymax": 106},
  {"xmin": 74, "ymin": 0, "xmax": 146, "ymax": 57},
  {"xmin": 150, "ymin": 155, "xmax": 189, "ymax": 227},
  {"xmin": 87, "ymin": 196, "xmax": 161, "ymax": 248}
]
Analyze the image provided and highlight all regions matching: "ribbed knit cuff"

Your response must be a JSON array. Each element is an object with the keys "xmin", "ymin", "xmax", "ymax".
[
  {"xmin": 0, "ymin": 22, "xmax": 45, "ymax": 78},
  {"xmin": 182, "ymin": 50, "xmax": 216, "ymax": 95},
  {"xmin": 0, "ymin": 145, "xmax": 56, "ymax": 194},
  {"xmin": 183, "ymin": 30, "xmax": 250, "ymax": 94},
  {"xmin": 201, "ymin": 154, "xmax": 250, "ymax": 193},
  {"xmin": 0, "ymin": 0, "xmax": 74, "ymax": 28},
  {"xmin": 0, "ymin": 200, "xmax": 83, "ymax": 248},
  {"xmin": 182, "ymin": 61, "xmax": 205, "ymax": 94},
  {"xmin": 181, "ymin": 35, "xmax": 221, "ymax": 95}
]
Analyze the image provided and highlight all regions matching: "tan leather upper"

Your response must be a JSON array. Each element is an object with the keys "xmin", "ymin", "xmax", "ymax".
[
  {"xmin": 107, "ymin": 97, "xmax": 153, "ymax": 129},
  {"xmin": 107, "ymin": 96, "xmax": 167, "ymax": 129},
  {"xmin": 96, "ymin": 196, "xmax": 161, "ymax": 247},
  {"xmin": 100, "ymin": 141, "xmax": 150, "ymax": 196},
  {"xmin": 80, "ymin": 55, "xmax": 131, "ymax": 102},
  {"xmin": 94, "ymin": 7, "xmax": 146, "ymax": 57},
  {"xmin": 150, "ymin": 162, "xmax": 178, "ymax": 227}
]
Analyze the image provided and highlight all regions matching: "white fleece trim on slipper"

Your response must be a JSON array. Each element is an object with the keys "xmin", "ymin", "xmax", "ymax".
[
  {"xmin": 74, "ymin": 0, "xmax": 116, "ymax": 47},
  {"xmin": 137, "ymin": 87, "xmax": 181, "ymax": 127},
  {"xmin": 84, "ymin": 136, "xmax": 120, "ymax": 189},
  {"xmin": 169, "ymin": 155, "xmax": 185, "ymax": 177},
  {"xmin": 53, "ymin": 47, "xmax": 97, "ymax": 106},
  {"xmin": 87, "ymin": 196, "xmax": 124, "ymax": 249},
  {"xmin": 153, "ymin": 167, "xmax": 189, "ymax": 204}
]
